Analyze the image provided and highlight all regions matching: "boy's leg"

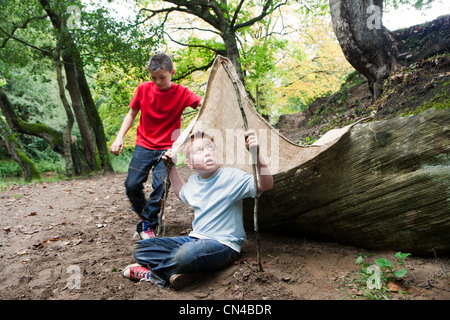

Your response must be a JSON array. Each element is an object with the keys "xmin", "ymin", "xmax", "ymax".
[
  {"xmin": 125, "ymin": 146, "xmax": 153, "ymax": 225},
  {"xmin": 125, "ymin": 236, "xmax": 190, "ymax": 282},
  {"xmin": 140, "ymin": 150, "xmax": 169, "ymax": 231},
  {"xmin": 125, "ymin": 146, "xmax": 164, "ymax": 234},
  {"xmin": 133, "ymin": 236, "xmax": 194, "ymax": 286},
  {"xmin": 149, "ymin": 238, "xmax": 239, "ymax": 287}
]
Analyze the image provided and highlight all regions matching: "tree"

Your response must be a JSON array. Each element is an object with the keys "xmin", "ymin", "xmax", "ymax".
[
  {"xmin": 0, "ymin": 0, "xmax": 103, "ymax": 176},
  {"xmin": 40, "ymin": 0, "xmax": 107, "ymax": 173},
  {"xmin": 329, "ymin": 0, "xmax": 400, "ymax": 99},
  {"xmin": 329, "ymin": 0, "xmax": 448, "ymax": 99},
  {"xmin": 139, "ymin": 0, "xmax": 290, "ymax": 83},
  {"xmin": 0, "ymin": 91, "xmax": 41, "ymax": 181},
  {"xmin": 0, "ymin": 0, "xmax": 162, "ymax": 178}
]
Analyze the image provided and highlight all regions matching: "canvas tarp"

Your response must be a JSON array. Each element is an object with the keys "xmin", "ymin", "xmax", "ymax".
[{"xmin": 172, "ymin": 55, "xmax": 353, "ymax": 175}]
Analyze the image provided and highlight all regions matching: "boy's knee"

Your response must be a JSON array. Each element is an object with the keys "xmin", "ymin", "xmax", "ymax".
[
  {"xmin": 172, "ymin": 243, "xmax": 192, "ymax": 264},
  {"xmin": 125, "ymin": 180, "xmax": 142, "ymax": 194}
]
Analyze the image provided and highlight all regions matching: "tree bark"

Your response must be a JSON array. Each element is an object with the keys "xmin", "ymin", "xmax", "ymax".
[
  {"xmin": 248, "ymin": 108, "xmax": 450, "ymax": 256},
  {"xmin": 0, "ymin": 93, "xmax": 41, "ymax": 181},
  {"xmin": 75, "ymin": 54, "xmax": 113, "ymax": 172},
  {"xmin": 0, "ymin": 90, "xmax": 64, "ymax": 154},
  {"xmin": 61, "ymin": 51, "xmax": 98, "ymax": 171},
  {"xmin": 54, "ymin": 39, "xmax": 75, "ymax": 177},
  {"xmin": 0, "ymin": 123, "xmax": 41, "ymax": 181},
  {"xmin": 329, "ymin": 0, "xmax": 400, "ymax": 99},
  {"xmin": 221, "ymin": 27, "xmax": 244, "ymax": 82}
]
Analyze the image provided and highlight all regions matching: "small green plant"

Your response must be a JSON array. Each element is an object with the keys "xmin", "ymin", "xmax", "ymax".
[
  {"xmin": 373, "ymin": 252, "xmax": 411, "ymax": 279},
  {"xmin": 346, "ymin": 252, "xmax": 411, "ymax": 300}
]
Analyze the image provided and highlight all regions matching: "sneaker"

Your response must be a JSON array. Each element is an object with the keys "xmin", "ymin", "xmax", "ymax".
[
  {"xmin": 139, "ymin": 228, "xmax": 156, "ymax": 240},
  {"xmin": 139, "ymin": 221, "xmax": 156, "ymax": 240},
  {"xmin": 122, "ymin": 263, "xmax": 151, "ymax": 281},
  {"xmin": 169, "ymin": 273, "xmax": 201, "ymax": 290}
]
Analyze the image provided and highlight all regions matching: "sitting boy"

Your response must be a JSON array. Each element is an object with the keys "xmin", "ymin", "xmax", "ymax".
[{"xmin": 122, "ymin": 130, "xmax": 273, "ymax": 289}]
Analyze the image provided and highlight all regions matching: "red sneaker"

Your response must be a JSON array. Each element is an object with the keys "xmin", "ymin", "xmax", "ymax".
[
  {"xmin": 122, "ymin": 263, "xmax": 151, "ymax": 281},
  {"xmin": 139, "ymin": 228, "xmax": 156, "ymax": 240}
]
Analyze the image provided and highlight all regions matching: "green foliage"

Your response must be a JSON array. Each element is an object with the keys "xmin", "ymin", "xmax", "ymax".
[
  {"xmin": 172, "ymin": 37, "xmax": 225, "ymax": 82},
  {"xmin": 240, "ymin": 28, "xmax": 288, "ymax": 116},
  {"xmin": 386, "ymin": 0, "xmax": 435, "ymax": 10},
  {"xmin": 271, "ymin": 16, "xmax": 354, "ymax": 121},
  {"xmin": 5, "ymin": 66, "xmax": 67, "ymax": 130},
  {"xmin": 346, "ymin": 252, "xmax": 411, "ymax": 300},
  {"xmin": 95, "ymin": 65, "xmax": 143, "ymax": 149},
  {"xmin": 0, "ymin": 0, "xmax": 166, "ymax": 178},
  {"xmin": 71, "ymin": 3, "xmax": 162, "ymax": 73},
  {"xmin": 296, "ymin": 0, "xmax": 329, "ymax": 16}
]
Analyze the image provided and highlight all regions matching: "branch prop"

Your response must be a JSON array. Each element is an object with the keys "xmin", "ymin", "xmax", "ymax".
[
  {"xmin": 157, "ymin": 159, "xmax": 174, "ymax": 237},
  {"xmin": 222, "ymin": 62, "xmax": 263, "ymax": 272}
]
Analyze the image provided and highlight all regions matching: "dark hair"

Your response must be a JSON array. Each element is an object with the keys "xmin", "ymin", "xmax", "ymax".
[{"xmin": 147, "ymin": 53, "xmax": 174, "ymax": 72}]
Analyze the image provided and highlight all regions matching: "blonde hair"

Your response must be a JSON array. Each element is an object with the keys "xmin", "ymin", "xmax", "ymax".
[{"xmin": 183, "ymin": 131, "xmax": 215, "ymax": 161}]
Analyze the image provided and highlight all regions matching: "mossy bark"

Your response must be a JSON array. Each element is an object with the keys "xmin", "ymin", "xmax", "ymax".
[
  {"xmin": 0, "ymin": 117, "xmax": 41, "ymax": 182},
  {"xmin": 247, "ymin": 108, "xmax": 450, "ymax": 256}
]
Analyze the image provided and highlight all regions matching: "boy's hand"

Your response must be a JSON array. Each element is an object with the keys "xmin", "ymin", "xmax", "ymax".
[
  {"xmin": 162, "ymin": 149, "xmax": 176, "ymax": 167},
  {"xmin": 245, "ymin": 130, "xmax": 259, "ymax": 153},
  {"xmin": 245, "ymin": 130, "xmax": 274, "ymax": 192},
  {"xmin": 110, "ymin": 138, "xmax": 124, "ymax": 156}
]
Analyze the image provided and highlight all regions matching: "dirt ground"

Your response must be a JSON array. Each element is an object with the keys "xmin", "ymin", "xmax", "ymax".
[{"xmin": 0, "ymin": 167, "xmax": 449, "ymax": 302}]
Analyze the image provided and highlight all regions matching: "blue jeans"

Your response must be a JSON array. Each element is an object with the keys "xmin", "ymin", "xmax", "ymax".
[
  {"xmin": 133, "ymin": 236, "xmax": 239, "ymax": 287},
  {"xmin": 125, "ymin": 145, "xmax": 169, "ymax": 232}
]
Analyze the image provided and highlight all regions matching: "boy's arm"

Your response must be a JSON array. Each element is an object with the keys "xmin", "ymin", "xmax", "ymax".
[
  {"xmin": 245, "ymin": 130, "xmax": 274, "ymax": 193},
  {"xmin": 110, "ymin": 108, "xmax": 139, "ymax": 156},
  {"xmin": 255, "ymin": 152, "xmax": 273, "ymax": 192},
  {"xmin": 162, "ymin": 150, "xmax": 185, "ymax": 200}
]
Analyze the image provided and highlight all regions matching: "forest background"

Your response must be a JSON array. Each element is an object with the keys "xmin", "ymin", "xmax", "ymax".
[{"xmin": 0, "ymin": 0, "xmax": 448, "ymax": 185}]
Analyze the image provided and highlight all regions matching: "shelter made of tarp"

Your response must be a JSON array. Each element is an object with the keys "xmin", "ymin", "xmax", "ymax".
[{"xmin": 172, "ymin": 55, "xmax": 352, "ymax": 175}]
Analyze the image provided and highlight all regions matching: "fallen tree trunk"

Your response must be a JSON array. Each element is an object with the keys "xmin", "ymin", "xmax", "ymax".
[
  {"xmin": 249, "ymin": 108, "xmax": 449, "ymax": 256},
  {"xmin": 172, "ymin": 56, "xmax": 448, "ymax": 257}
]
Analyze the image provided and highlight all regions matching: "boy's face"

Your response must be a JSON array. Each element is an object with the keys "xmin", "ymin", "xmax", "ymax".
[
  {"xmin": 187, "ymin": 138, "xmax": 219, "ymax": 177},
  {"xmin": 149, "ymin": 68, "xmax": 175, "ymax": 91}
]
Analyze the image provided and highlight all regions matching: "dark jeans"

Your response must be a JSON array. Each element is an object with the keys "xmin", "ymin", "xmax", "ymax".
[
  {"xmin": 125, "ymin": 145, "xmax": 169, "ymax": 232},
  {"xmin": 134, "ymin": 236, "xmax": 239, "ymax": 287}
]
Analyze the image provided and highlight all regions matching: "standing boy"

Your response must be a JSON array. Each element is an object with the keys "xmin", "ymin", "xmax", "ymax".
[
  {"xmin": 110, "ymin": 53, "xmax": 203, "ymax": 240},
  {"xmin": 122, "ymin": 130, "xmax": 274, "ymax": 289}
]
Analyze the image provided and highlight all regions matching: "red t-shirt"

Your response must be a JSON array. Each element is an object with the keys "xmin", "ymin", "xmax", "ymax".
[{"xmin": 129, "ymin": 82, "xmax": 202, "ymax": 150}]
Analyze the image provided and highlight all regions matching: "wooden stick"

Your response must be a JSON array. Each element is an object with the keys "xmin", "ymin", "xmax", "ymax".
[
  {"xmin": 222, "ymin": 62, "xmax": 264, "ymax": 272},
  {"xmin": 157, "ymin": 161, "xmax": 172, "ymax": 237}
]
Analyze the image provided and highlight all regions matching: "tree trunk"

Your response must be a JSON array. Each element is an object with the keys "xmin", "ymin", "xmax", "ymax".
[
  {"xmin": 247, "ymin": 108, "xmax": 450, "ymax": 256},
  {"xmin": 0, "ymin": 90, "xmax": 64, "ymax": 154},
  {"xmin": 75, "ymin": 55, "xmax": 113, "ymax": 172},
  {"xmin": 0, "ymin": 115, "xmax": 41, "ymax": 182},
  {"xmin": 40, "ymin": 0, "xmax": 107, "ymax": 172},
  {"xmin": 0, "ymin": 89, "xmax": 89, "ymax": 176},
  {"xmin": 62, "ymin": 52, "xmax": 98, "ymax": 171},
  {"xmin": 329, "ymin": 0, "xmax": 400, "ymax": 99},
  {"xmin": 221, "ymin": 28, "xmax": 245, "ymax": 84},
  {"xmin": 54, "ymin": 40, "xmax": 75, "ymax": 177}
]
